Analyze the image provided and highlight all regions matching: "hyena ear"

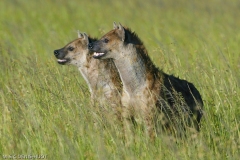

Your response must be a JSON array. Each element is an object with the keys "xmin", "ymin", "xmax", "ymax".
[
  {"xmin": 113, "ymin": 22, "xmax": 118, "ymax": 29},
  {"xmin": 117, "ymin": 23, "xmax": 125, "ymax": 41},
  {"xmin": 77, "ymin": 30, "xmax": 83, "ymax": 38},
  {"xmin": 83, "ymin": 33, "xmax": 89, "ymax": 44}
]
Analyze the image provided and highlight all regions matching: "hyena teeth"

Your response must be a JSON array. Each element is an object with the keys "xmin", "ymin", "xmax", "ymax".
[
  {"xmin": 57, "ymin": 59, "xmax": 67, "ymax": 62},
  {"xmin": 94, "ymin": 52, "xmax": 104, "ymax": 57}
]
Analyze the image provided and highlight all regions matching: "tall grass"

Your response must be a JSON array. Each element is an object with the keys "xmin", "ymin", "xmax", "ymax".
[{"xmin": 0, "ymin": 0, "xmax": 239, "ymax": 159}]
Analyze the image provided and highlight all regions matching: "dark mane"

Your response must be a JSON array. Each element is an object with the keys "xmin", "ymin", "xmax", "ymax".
[
  {"xmin": 88, "ymin": 36, "xmax": 98, "ymax": 43},
  {"xmin": 123, "ymin": 27, "xmax": 144, "ymax": 46},
  {"xmin": 86, "ymin": 36, "xmax": 98, "ymax": 62},
  {"xmin": 124, "ymin": 27, "xmax": 161, "ymax": 77}
]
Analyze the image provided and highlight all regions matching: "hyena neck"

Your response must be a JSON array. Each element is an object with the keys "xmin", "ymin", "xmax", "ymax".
[
  {"xmin": 114, "ymin": 45, "xmax": 147, "ymax": 94},
  {"xmin": 77, "ymin": 36, "xmax": 107, "ymax": 95},
  {"xmin": 77, "ymin": 57, "xmax": 99, "ymax": 95},
  {"xmin": 78, "ymin": 56, "xmax": 118, "ymax": 98},
  {"xmin": 114, "ymin": 28, "xmax": 160, "ymax": 95}
]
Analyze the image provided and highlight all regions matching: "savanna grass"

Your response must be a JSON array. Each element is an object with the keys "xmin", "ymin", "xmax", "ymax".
[{"xmin": 1, "ymin": 0, "xmax": 239, "ymax": 159}]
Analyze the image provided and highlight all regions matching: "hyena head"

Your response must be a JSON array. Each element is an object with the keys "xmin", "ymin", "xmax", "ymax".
[
  {"xmin": 54, "ymin": 32, "xmax": 91, "ymax": 66},
  {"xmin": 88, "ymin": 22, "xmax": 126, "ymax": 60}
]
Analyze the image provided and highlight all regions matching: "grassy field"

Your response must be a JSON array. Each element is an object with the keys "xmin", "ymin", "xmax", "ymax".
[{"xmin": 1, "ymin": 0, "xmax": 239, "ymax": 159}]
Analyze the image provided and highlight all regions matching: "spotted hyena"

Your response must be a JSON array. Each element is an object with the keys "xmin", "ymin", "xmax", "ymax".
[
  {"xmin": 54, "ymin": 32, "xmax": 122, "ymax": 111},
  {"xmin": 88, "ymin": 23, "xmax": 203, "ymax": 139}
]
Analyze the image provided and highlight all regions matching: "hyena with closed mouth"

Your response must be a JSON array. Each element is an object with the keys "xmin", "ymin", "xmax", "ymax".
[
  {"xmin": 53, "ymin": 32, "xmax": 122, "ymax": 111},
  {"xmin": 88, "ymin": 23, "xmax": 204, "ymax": 139}
]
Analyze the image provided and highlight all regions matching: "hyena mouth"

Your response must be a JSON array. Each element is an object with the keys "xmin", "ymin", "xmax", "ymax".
[
  {"xmin": 93, "ymin": 52, "xmax": 105, "ymax": 59},
  {"xmin": 57, "ymin": 59, "xmax": 68, "ymax": 65}
]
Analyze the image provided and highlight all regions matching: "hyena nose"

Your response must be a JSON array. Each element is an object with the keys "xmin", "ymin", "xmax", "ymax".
[
  {"xmin": 88, "ymin": 43, "xmax": 93, "ymax": 49},
  {"xmin": 54, "ymin": 50, "xmax": 59, "ymax": 56}
]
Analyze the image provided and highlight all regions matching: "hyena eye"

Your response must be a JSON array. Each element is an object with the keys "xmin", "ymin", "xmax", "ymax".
[
  {"xmin": 68, "ymin": 46, "xmax": 74, "ymax": 51},
  {"xmin": 103, "ymin": 38, "xmax": 109, "ymax": 43}
]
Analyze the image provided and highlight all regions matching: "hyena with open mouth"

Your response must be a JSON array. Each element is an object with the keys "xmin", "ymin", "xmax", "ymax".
[
  {"xmin": 54, "ymin": 32, "xmax": 122, "ymax": 112},
  {"xmin": 88, "ymin": 23, "xmax": 203, "ymax": 139}
]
